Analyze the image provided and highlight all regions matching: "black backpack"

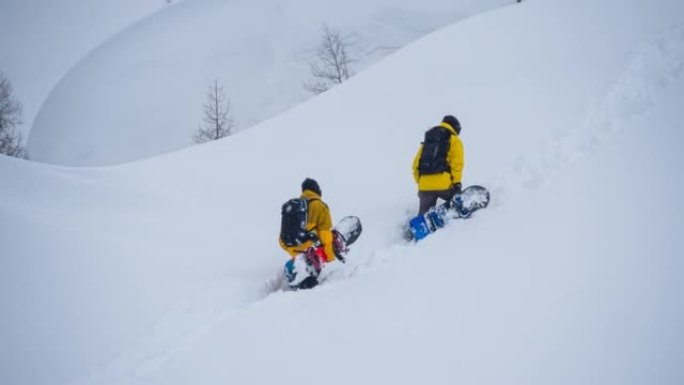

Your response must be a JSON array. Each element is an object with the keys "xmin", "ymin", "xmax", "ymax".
[
  {"xmin": 417, "ymin": 126, "xmax": 452, "ymax": 175},
  {"xmin": 280, "ymin": 198, "xmax": 317, "ymax": 247}
]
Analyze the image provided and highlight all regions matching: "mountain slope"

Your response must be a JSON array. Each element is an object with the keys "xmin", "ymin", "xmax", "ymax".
[
  {"xmin": 1, "ymin": 0, "xmax": 683, "ymax": 384},
  {"xmin": 0, "ymin": 0, "xmax": 167, "ymax": 137},
  {"xmin": 26, "ymin": 0, "xmax": 509, "ymax": 166}
]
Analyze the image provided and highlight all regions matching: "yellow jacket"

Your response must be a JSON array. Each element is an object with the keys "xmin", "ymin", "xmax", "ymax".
[
  {"xmin": 279, "ymin": 189, "xmax": 336, "ymax": 262},
  {"xmin": 412, "ymin": 122, "xmax": 464, "ymax": 191}
]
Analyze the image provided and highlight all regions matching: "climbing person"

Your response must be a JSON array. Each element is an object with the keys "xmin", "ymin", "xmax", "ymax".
[
  {"xmin": 279, "ymin": 178, "xmax": 337, "ymax": 289},
  {"xmin": 412, "ymin": 115, "xmax": 465, "ymax": 215}
]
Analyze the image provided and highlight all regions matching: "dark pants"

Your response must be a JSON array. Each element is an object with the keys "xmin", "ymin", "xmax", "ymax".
[{"xmin": 418, "ymin": 189, "xmax": 456, "ymax": 215}]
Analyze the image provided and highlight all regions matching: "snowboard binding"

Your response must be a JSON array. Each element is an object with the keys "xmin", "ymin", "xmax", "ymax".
[
  {"xmin": 332, "ymin": 230, "xmax": 349, "ymax": 262},
  {"xmin": 407, "ymin": 185, "xmax": 490, "ymax": 241}
]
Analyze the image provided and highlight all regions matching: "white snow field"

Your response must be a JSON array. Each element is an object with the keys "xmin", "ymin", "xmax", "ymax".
[{"xmin": 1, "ymin": 0, "xmax": 683, "ymax": 384}]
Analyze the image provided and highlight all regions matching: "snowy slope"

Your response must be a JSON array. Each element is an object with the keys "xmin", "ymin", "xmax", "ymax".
[
  {"xmin": 2, "ymin": 0, "xmax": 684, "ymax": 384},
  {"xmin": 26, "ymin": 0, "xmax": 509, "ymax": 166},
  {"xmin": 0, "ymin": 0, "xmax": 168, "ymax": 138}
]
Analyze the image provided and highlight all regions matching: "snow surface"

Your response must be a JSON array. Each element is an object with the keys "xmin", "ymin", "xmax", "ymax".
[
  {"xmin": 2, "ymin": 0, "xmax": 684, "ymax": 384},
  {"xmin": 24, "ymin": 0, "xmax": 509, "ymax": 166}
]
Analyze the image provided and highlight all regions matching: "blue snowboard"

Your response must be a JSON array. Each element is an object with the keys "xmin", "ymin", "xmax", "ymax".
[{"xmin": 407, "ymin": 185, "xmax": 490, "ymax": 241}]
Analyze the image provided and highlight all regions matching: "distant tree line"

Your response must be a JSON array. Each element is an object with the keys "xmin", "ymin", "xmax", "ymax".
[
  {"xmin": 303, "ymin": 24, "xmax": 356, "ymax": 94},
  {"xmin": 5, "ymin": 24, "xmax": 360, "ymax": 155},
  {"xmin": 193, "ymin": 23, "xmax": 357, "ymax": 144},
  {"xmin": 0, "ymin": 71, "xmax": 28, "ymax": 159},
  {"xmin": 193, "ymin": 79, "xmax": 235, "ymax": 144}
]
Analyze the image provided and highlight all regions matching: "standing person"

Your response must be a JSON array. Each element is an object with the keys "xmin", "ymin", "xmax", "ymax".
[
  {"xmin": 412, "ymin": 115, "xmax": 465, "ymax": 215},
  {"xmin": 279, "ymin": 178, "xmax": 338, "ymax": 289}
]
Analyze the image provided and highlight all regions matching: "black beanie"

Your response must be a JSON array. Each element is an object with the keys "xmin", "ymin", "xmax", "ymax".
[
  {"xmin": 442, "ymin": 115, "xmax": 461, "ymax": 134},
  {"xmin": 302, "ymin": 178, "xmax": 322, "ymax": 196}
]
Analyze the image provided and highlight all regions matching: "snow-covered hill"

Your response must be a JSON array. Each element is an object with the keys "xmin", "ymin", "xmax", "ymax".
[
  {"xmin": 25, "ymin": 0, "xmax": 509, "ymax": 166},
  {"xmin": 0, "ymin": 0, "xmax": 167, "ymax": 139},
  {"xmin": 1, "ymin": 0, "xmax": 683, "ymax": 384}
]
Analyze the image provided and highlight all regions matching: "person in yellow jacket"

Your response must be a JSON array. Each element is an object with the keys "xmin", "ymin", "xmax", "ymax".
[
  {"xmin": 279, "ymin": 178, "xmax": 337, "ymax": 263},
  {"xmin": 412, "ymin": 115, "xmax": 464, "ymax": 215}
]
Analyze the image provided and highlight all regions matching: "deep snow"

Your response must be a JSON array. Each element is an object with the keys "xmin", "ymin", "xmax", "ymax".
[{"xmin": 1, "ymin": 0, "xmax": 684, "ymax": 384}]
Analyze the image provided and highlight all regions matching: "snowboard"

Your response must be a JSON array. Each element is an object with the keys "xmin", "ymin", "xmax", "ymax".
[
  {"xmin": 407, "ymin": 185, "xmax": 490, "ymax": 241},
  {"xmin": 284, "ymin": 215, "xmax": 362, "ymax": 290}
]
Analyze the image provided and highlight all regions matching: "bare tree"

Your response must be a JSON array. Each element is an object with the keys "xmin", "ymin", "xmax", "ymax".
[
  {"xmin": 193, "ymin": 79, "xmax": 236, "ymax": 144},
  {"xmin": 303, "ymin": 24, "xmax": 356, "ymax": 94},
  {"xmin": 0, "ymin": 71, "xmax": 28, "ymax": 158}
]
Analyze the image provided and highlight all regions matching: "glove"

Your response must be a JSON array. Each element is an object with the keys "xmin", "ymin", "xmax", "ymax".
[{"xmin": 452, "ymin": 182, "xmax": 462, "ymax": 195}]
